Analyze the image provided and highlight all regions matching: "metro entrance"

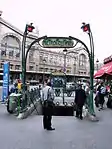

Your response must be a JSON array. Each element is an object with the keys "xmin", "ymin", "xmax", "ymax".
[{"xmin": 21, "ymin": 23, "xmax": 96, "ymax": 118}]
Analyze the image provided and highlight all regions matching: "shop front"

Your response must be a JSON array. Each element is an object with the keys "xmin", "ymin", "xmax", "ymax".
[{"xmin": 94, "ymin": 55, "xmax": 112, "ymax": 79}]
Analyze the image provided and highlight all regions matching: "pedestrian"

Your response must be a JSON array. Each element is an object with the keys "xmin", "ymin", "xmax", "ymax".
[
  {"xmin": 97, "ymin": 82, "xmax": 107, "ymax": 110},
  {"xmin": 38, "ymin": 84, "xmax": 42, "ymax": 99},
  {"xmin": 9, "ymin": 83, "xmax": 18, "ymax": 94},
  {"xmin": 17, "ymin": 80, "xmax": 22, "ymax": 93},
  {"xmin": 85, "ymin": 82, "xmax": 90, "ymax": 108},
  {"xmin": 42, "ymin": 80, "xmax": 55, "ymax": 130},
  {"xmin": 75, "ymin": 84, "xmax": 86, "ymax": 120}
]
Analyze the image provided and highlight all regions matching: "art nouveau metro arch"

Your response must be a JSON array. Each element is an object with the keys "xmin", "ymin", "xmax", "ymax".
[{"xmin": 22, "ymin": 35, "xmax": 95, "ymax": 116}]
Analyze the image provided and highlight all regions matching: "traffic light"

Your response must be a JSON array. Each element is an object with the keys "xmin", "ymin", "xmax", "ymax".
[
  {"xmin": 25, "ymin": 23, "xmax": 35, "ymax": 33},
  {"xmin": 81, "ymin": 23, "xmax": 90, "ymax": 33}
]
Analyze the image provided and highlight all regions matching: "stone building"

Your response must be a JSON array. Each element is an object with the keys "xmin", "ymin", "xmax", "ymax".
[{"xmin": 0, "ymin": 11, "xmax": 90, "ymax": 83}]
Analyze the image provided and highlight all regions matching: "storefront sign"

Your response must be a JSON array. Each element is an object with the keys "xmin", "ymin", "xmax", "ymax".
[
  {"xmin": 42, "ymin": 37, "xmax": 74, "ymax": 48},
  {"xmin": 104, "ymin": 55, "xmax": 112, "ymax": 64},
  {"xmin": 2, "ymin": 62, "xmax": 10, "ymax": 102}
]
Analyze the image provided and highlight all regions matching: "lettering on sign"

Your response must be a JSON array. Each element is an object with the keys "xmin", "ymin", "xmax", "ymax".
[{"xmin": 42, "ymin": 37, "xmax": 74, "ymax": 48}]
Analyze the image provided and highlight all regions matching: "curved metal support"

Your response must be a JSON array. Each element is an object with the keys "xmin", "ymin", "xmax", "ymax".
[
  {"xmin": 24, "ymin": 36, "xmax": 47, "ymax": 86},
  {"xmin": 69, "ymin": 36, "xmax": 91, "ymax": 60},
  {"xmin": 73, "ymin": 41, "xmax": 79, "ymax": 48},
  {"xmin": 25, "ymin": 36, "xmax": 47, "ymax": 62}
]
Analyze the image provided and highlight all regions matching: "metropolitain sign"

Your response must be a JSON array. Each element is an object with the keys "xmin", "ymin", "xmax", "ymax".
[{"xmin": 42, "ymin": 37, "xmax": 74, "ymax": 48}]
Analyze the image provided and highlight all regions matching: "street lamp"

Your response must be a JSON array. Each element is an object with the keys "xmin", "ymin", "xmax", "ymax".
[
  {"xmin": 96, "ymin": 59, "xmax": 99, "ymax": 83},
  {"xmin": 63, "ymin": 48, "xmax": 67, "ymax": 73},
  {"xmin": 81, "ymin": 22, "xmax": 96, "ymax": 117},
  {"xmin": 63, "ymin": 48, "xmax": 67, "ymax": 104},
  {"xmin": 21, "ymin": 23, "xmax": 35, "ymax": 112},
  {"xmin": 42, "ymin": 58, "xmax": 46, "ymax": 85},
  {"xmin": 96, "ymin": 59, "xmax": 99, "ymax": 71}
]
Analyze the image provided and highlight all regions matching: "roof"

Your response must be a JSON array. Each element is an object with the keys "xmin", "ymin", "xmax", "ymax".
[
  {"xmin": 94, "ymin": 61, "xmax": 112, "ymax": 78},
  {"xmin": 0, "ymin": 17, "xmax": 38, "ymax": 40}
]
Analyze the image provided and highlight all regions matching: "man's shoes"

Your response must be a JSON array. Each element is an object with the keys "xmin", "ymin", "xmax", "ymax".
[
  {"xmin": 80, "ymin": 116, "xmax": 83, "ymax": 120},
  {"xmin": 47, "ymin": 127, "xmax": 55, "ymax": 131},
  {"xmin": 75, "ymin": 115, "xmax": 79, "ymax": 118}
]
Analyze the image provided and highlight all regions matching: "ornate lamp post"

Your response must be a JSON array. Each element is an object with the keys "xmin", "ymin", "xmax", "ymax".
[
  {"xmin": 21, "ymin": 23, "xmax": 35, "ymax": 112},
  {"xmin": 96, "ymin": 59, "xmax": 99, "ymax": 83},
  {"xmin": 63, "ymin": 48, "xmax": 67, "ymax": 104},
  {"xmin": 96, "ymin": 59, "xmax": 99, "ymax": 71},
  {"xmin": 81, "ymin": 22, "xmax": 96, "ymax": 116},
  {"xmin": 42, "ymin": 58, "xmax": 46, "ymax": 85}
]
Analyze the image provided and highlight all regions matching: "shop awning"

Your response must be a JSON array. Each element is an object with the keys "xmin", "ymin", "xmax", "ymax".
[{"xmin": 94, "ymin": 61, "xmax": 112, "ymax": 78}]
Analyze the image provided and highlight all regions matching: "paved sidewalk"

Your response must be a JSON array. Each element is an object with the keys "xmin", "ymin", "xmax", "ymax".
[{"xmin": 0, "ymin": 103, "xmax": 112, "ymax": 149}]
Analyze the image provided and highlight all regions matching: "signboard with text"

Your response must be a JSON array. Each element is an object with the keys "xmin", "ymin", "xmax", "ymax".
[
  {"xmin": 42, "ymin": 37, "xmax": 74, "ymax": 48},
  {"xmin": 2, "ymin": 62, "xmax": 10, "ymax": 102}
]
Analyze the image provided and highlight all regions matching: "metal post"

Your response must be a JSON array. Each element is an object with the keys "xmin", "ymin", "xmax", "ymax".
[
  {"xmin": 96, "ymin": 59, "xmax": 99, "ymax": 83},
  {"xmin": 63, "ymin": 53, "xmax": 66, "ymax": 104},
  {"xmin": 96, "ymin": 59, "xmax": 99, "ymax": 71},
  {"xmin": 63, "ymin": 49, "xmax": 67, "ymax": 104},
  {"xmin": 21, "ymin": 25, "xmax": 27, "ymax": 112},
  {"xmin": 42, "ymin": 59, "xmax": 46, "ymax": 85},
  {"xmin": 88, "ymin": 30, "xmax": 95, "ymax": 116},
  {"xmin": 64, "ymin": 52, "xmax": 67, "ymax": 89}
]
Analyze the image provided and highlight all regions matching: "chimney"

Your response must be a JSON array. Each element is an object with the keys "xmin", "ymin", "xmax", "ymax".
[{"xmin": 0, "ymin": 11, "xmax": 3, "ymax": 16}]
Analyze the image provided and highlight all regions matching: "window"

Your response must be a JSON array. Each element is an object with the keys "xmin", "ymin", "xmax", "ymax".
[
  {"xmin": 79, "ymin": 54, "xmax": 86, "ymax": 68},
  {"xmin": 9, "ymin": 49, "xmax": 14, "ymax": 57},
  {"xmin": 1, "ymin": 47, "xmax": 6, "ymax": 56},
  {"xmin": 36, "ymin": 65, "xmax": 38, "ymax": 71},
  {"xmin": 29, "ymin": 51, "xmax": 34, "ymax": 62},
  {"xmin": 15, "ymin": 65, "xmax": 20, "ymax": 70},
  {"xmin": 50, "ymin": 69, "xmax": 53, "ymax": 72},
  {"xmin": 10, "ymin": 64, "xmax": 13, "ymax": 69},
  {"xmin": 44, "ymin": 68, "xmax": 48, "ymax": 72},
  {"xmin": 0, "ymin": 63, "xmax": 3, "ymax": 69},
  {"xmin": 49, "ymin": 55, "xmax": 53, "ymax": 63},
  {"xmin": 15, "ymin": 48, "xmax": 20, "ymax": 58},
  {"xmin": 39, "ymin": 67, "xmax": 43, "ymax": 72},
  {"xmin": 67, "ymin": 70, "xmax": 70, "ymax": 73},
  {"xmin": 39, "ymin": 56, "xmax": 42, "ymax": 63},
  {"xmin": 67, "ymin": 57, "xmax": 70, "ymax": 63},
  {"xmin": 29, "ymin": 66, "xmax": 34, "ymax": 71},
  {"xmin": 15, "ymin": 52, "xmax": 20, "ymax": 58},
  {"xmin": 43, "ymin": 57, "xmax": 48, "ymax": 63}
]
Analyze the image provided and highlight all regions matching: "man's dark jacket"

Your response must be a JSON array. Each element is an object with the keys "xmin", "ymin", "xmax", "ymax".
[{"xmin": 75, "ymin": 88, "xmax": 86, "ymax": 106}]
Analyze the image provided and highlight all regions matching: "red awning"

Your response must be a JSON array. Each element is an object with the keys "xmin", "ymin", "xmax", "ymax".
[{"xmin": 94, "ymin": 61, "xmax": 112, "ymax": 78}]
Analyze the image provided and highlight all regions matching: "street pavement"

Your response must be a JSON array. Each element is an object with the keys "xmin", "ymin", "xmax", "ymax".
[{"xmin": 0, "ymin": 102, "xmax": 112, "ymax": 149}]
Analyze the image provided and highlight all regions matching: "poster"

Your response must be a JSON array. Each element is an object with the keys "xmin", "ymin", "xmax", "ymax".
[{"xmin": 2, "ymin": 62, "xmax": 10, "ymax": 102}]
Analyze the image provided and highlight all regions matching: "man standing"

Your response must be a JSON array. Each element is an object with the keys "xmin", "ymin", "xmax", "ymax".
[
  {"xmin": 42, "ymin": 80, "xmax": 55, "ymax": 131},
  {"xmin": 75, "ymin": 84, "xmax": 86, "ymax": 120},
  {"xmin": 97, "ymin": 82, "xmax": 107, "ymax": 110}
]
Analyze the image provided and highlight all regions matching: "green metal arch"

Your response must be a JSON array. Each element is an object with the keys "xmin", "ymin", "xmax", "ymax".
[
  {"xmin": 69, "ymin": 36, "xmax": 91, "ymax": 61},
  {"xmin": 25, "ymin": 35, "xmax": 91, "ymax": 65}
]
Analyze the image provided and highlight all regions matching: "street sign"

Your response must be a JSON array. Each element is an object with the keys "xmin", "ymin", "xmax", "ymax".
[
  {"xmin": 42, "ymin": 37, "xmax": 74, "ymax": 48},
  {"xmin": 2, "ymin": 62, "xmax": 10, "ymax": 102}
]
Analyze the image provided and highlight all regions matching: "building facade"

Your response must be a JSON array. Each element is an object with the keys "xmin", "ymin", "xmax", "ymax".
[{"xmin": 0, "ymin": 11, "xmax": 90, "ymax": 83}]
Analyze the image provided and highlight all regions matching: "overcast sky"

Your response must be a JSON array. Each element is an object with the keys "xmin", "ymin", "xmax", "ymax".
[{"xmin": 1, "ymin": 0, "xmax": 112, "ymax": 62}]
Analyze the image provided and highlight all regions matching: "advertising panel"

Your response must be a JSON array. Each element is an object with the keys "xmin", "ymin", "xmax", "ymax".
[{"xmin": 2, "ymin": 62, "xmax": 10, "ymax": 102}]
